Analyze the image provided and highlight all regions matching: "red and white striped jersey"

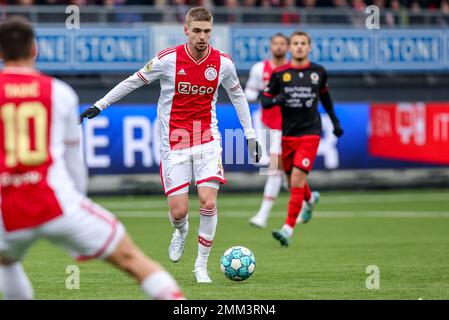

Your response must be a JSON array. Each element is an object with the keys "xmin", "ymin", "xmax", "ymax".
[
  {"xmin": 96, "ymin": 44, "xmax": 256, "ymax": 151},
  {"xmin": 244, "ymin": 59, "xmax": 282, "ymax": 130},
  {"xmin": 0, "ymin": 67, "xmax": 85, "ymax": 232}
]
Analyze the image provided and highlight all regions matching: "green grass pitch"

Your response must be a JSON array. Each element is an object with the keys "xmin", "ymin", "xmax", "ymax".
[{"xmin": 5, "ymin": 189, "xmax": 449, "ymax": 299}]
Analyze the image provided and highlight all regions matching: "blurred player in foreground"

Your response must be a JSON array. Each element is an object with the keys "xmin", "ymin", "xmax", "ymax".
[
  {"xmin": 245, "ymin": 33, "xmax": 289, "ymax": 229},
  {"xmin": 261, "ymin": 31, "xmax": 344, "ymax": 247},
  {"xmin": 0, "ymin": 17, "xmax": 184, "ymax": 300},
  {"xmin": 80, "ymin": 7, "xmax": 261, "ymax": 282}
]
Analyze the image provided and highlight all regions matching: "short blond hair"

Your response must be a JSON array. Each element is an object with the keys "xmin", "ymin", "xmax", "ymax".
[{"xmin": 186, "ymin": 7, "xmax": 213, "ymax": 25}]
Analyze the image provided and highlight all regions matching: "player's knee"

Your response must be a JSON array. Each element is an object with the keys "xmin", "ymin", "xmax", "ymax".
[
  {"xmin": 108, "ymin": 236, "xmax": 140, "ymax": 272},
  {"xmin": 199, "ymin": 199, "xmax": 216, "ymax": 210},
  {"xmin": 290, "ymin": 179, "xmax": 306, "ymax": 188},
  {"xmin": 290, "ymin": 170, "xmax": 307, "ymax": 188},
  {"xmin": 113, "ymin": 248, "xmax": 139, "ymax": 274},
  {"xmin": 169, "ymin": 205, "xmax": 188, "ymax": 220}
]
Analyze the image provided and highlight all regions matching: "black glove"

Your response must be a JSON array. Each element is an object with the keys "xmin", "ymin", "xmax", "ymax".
[
  {"xmin": 272, "ymin": 94, "xmax": 287, "ymax": 107},
  {"xmin": 261, "ymin": 93, "xmax": 287, "ymax": 109},
  {"xmin": 247, "ymin": 138, "xmax": 263, "ymax": 163},
  {"xmin": 333, "ymin": 122, "xmax": 344, "ymax": 138},
  {"xmin": 80, "ymin": 105, "xmax": 102, "ymax": 124}
]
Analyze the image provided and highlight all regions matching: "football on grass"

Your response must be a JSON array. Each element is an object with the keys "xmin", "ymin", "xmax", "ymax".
[{"xmin": 220, "ymin": 246, "xmax": 256, "ymax": 281}]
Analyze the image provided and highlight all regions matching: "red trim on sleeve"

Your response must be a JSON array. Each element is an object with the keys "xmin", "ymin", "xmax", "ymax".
[
  {"xmin": 263, "ymin": 92, "xmax": 274, "ymax": 98},
  {"xmin": 320, "ymin": 87, "xmax": 329, "ymax": 94},
  {"xmin": 157, "ymin": 46, "xmax": 177, "ymax": 59},
  {"xmin": 136, "ymin": 71, "xmax": 149, "ymax": 84},
  {"xmin": 64, "ymin": 139, "xmax": 80, "ymax": 145},
  {"xmin": 230, "ymin": 84, "xmax": 240, "ymax": 91}
]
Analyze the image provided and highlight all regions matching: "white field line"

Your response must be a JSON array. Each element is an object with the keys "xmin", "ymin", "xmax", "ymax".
[
  {"xmin": 98, "ymin": 192, "xmax": 449, "ymax": 210},
  {"xmin": 113, "ymin": 210, "xmax": 449, "ymax": 219}
]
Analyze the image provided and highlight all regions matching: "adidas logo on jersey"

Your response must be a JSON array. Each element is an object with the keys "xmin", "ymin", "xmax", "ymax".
[{"xmin": 177, "ymin": 69, "xmax": 187, "ymax": 76}]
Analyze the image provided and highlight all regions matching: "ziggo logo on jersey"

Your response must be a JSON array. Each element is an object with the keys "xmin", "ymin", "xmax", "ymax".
[{"xmin": 177, "ymin": 82, "xmax": 215, "ymax": 95}]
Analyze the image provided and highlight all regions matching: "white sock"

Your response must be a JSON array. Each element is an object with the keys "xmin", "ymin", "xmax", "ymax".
[
  {"xmin": 140, "ymin": 270, "xmax": 184, "ymax": 300},
  {"xmin": 282, "ymin": 224, "xmax": 293, "ymax": 237},
  {"xmin": 256, "ymin": 171, "xmax": 283, "ymax": 221},
  {"xmin": 0, "ymin": 262, "xmax": 34, "ymax": 300},
  {"xmin": 195, "ymin": 207, "xmax": 218, "ymax": 269},
  {"xmin": 168, "ymin": 212, "xmax": 189, "ymax": 235}
]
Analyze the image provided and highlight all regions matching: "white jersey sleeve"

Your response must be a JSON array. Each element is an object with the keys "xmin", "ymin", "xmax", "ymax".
[
  {"xmin": 221, "ymin": 56, "xmax": 256, "ymax": 140},
  {"xmin": 244, "ymin": 61, "xmax": 264, "ymax": 102},
  {"xmin": 94, "ymin": 56, "xmax": 164, "ymax": 110},
  {"xmin": 52, "ymin": 78, "xmax": 88, "ymax": 195}
]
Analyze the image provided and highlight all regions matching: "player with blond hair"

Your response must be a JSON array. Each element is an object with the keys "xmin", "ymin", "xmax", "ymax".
[{"xmin": 81, "ymin": 7, "xmax": 261, "ymax": 282}]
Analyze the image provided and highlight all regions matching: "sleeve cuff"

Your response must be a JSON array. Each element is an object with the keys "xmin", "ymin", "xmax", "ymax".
[
  {"xmin": 94, "ymin": 101, "xmax": 107, "ymax": 110},
  {"xmin": 244, "ymin": 128, "xmax": 256, "ymax": 140}
]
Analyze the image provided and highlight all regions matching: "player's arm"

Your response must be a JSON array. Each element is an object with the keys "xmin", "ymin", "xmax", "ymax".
[
  {"xmin": 221, "ymin": 58, "xmax": 262, "ymax": 162},
  {"xmin": 244, "ymin": 63, "xmax": 262, "ymax": 102},
  {"xmin": 64, "ymin": 130, "xmax": 87, "ymax": 195},
  {"xmin": 319, "ymin": 69, "xmax": 343, "ymax": 137},
  {"xmin": 80, "ymin": 57, "xmax": 164, "ymax": 122},
  {"xmin": 56, "ymin": 80, "xmax": 88, "ymax": 194},
  {"xmin": 260, "ymin": 72, "xmax": 284, "ymax": 109}
]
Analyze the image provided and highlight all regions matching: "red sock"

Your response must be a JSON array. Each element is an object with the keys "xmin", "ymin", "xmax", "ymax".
[
  {"xmin": 285, "ymin": 187, "xmax": 305, "ymax": 228},
  {"xmin": 304, "ymin": 182, "xmax": 312, "ymax": 202}
]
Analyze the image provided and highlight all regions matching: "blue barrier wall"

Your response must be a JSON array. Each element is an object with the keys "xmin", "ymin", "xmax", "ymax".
[
  {"xmin": 80, "ymin": 103, "xmax": 441, "ymax": 175},
  {"xmin": 35, "ymin": 27, "xmax": 449, "ymax": 73}
]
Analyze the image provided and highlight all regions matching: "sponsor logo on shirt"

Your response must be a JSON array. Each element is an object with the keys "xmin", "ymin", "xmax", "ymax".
[
  {"xmin": 177, "ymin": 82, "xmax": 215, "ymax": 95},
  {"xmin": 0, "ymin": 171, "xmax": 43, "ymax": 188}
]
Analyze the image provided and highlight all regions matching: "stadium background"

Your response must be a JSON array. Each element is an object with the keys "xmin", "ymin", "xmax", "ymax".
[{"xmin": 4, "ymin": 2, "xmax": 447, "ymax": 193}]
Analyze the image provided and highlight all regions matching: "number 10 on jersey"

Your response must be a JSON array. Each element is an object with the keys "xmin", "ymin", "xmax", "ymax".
[{"xmin": 1, "ymin": 102, "xmax": 48, "ymax": 168}]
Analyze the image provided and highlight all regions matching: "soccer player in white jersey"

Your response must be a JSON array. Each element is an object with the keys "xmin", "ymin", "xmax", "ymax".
[
  {"xmin": 244, "ymin": 33, "xmax": 289, "ymax": 229},
  {"xmin": 0, "ymin": 17, "xmax": 184, "ymax": 300},
  {"xmin": 80, "ymin": 7, "xmax": 262, "ymax": 283}
]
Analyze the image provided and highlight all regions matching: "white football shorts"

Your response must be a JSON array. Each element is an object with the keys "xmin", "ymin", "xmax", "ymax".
[
  {"xmin": 160, "ymin": 140, "xmax": 226, "ymax": 196},
  {"xmin": 0, "ymin": 198, "xmax": 125, "ymax": 262}
]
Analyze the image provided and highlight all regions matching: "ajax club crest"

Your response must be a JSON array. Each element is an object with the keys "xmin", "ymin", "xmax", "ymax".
[{"xmin": 205, "ymin": 67, "xmax": 218, "ymax": 81}]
